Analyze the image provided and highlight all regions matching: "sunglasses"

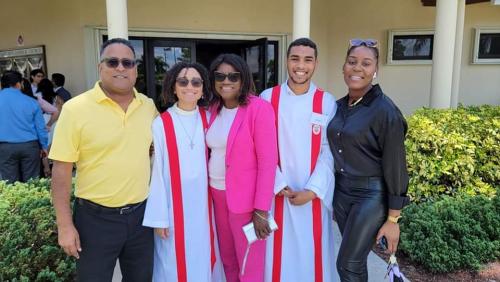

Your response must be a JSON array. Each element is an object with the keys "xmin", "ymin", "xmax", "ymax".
[
  {"xmin": 176, "ymin": 77, "xmax": 203, "ymax": 88},
  {"xmin": 101, "ymin": 57, "xmax": 136, "ymax": 69},
  {"xmin": 214, "ymin": 71, "xmax": 241, "ymax": 83},
  {"xmin": 349, "ymin": 39, "xmax": 378, "ymax": 48}
]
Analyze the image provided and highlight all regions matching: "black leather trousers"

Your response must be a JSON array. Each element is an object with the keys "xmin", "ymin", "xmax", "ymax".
[{"xmin": 333, "ymin": 173, "xmax": 387, "ymax": 282}]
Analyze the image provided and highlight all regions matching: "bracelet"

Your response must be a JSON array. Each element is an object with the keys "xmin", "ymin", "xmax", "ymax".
[
  {"xmin": 387, "ymin": 215, "xmax": 402, "ymax": 224},
  {"xmin": 253, "ymin": 211, "xmax": 268, "ymax": 221}
]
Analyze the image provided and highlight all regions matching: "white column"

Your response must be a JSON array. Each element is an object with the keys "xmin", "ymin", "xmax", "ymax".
[
  {"xmin": 429, "ymin": 0, "xmax": 458, "ymax": 109},
  {"xmin": 451, "ymin": 0, "xmax": 465, "ymax": 108},
  {"xmin": 293, "ymin": 0, "xmax": 311, "ymax": 39},
  {"xmin": 105, "ymin": 0, "xmax": 128, "ymax": 39}
]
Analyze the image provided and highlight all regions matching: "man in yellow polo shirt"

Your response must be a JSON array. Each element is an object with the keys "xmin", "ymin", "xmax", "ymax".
[{"xmin": 50, "ymin": 38, "xmax": 157, "ymax": 281}]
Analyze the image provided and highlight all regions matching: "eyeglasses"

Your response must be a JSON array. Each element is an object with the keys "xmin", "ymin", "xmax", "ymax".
[
  {"xmin": 214, "ymin": 71, "xmax": 241, "ymax": 83},
  {"xmin": 176, "ymin": 77, "xmax": 203, "ymax": 88},
  {"xmin": 349, "ymin": 39, "xmax": 378, "ymax": 48},
  {"xmin": 101, "ymin": 57, "xmax": 136, "ymax": 69}
]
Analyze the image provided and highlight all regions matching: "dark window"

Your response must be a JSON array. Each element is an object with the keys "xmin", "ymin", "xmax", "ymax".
[
  {"xmin": 478, "ymin": 33, "xmax": 500, "ymax": 59},
  {"xmin": 130, "ymin": 39, "xmax": 147, "ymax": 94},
  {"xmin": 266, "ymin": 42, "xmax": 278, "ymax": 89},
  {"xmin": 392, "ymin": 34, "xmax": 433, "ymax": 61},
  {"xmin": 102, "ymin": 36, "xmax": 279, "ymax": 108}
]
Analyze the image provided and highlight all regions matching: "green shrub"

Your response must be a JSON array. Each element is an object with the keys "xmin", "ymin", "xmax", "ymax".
[
  {"xmin": 0, "ymin": 179, "xmax": 75, "ymax": 281},
  {"xmin": 405, "ymin": 105, "xmax": 499, "ymax": 202},
  {"xmin": 399, "ymin": 192, "xmax": 500, "ymax": 273}
]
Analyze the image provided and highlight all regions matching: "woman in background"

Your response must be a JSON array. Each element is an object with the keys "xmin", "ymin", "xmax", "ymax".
[
  {"xmin": 22, "ymin": 78, "xmax": 58, "ymax": 177},
  {"xmin": 36, "ymin": 78, "xmax": 60, "ymax": 139}
]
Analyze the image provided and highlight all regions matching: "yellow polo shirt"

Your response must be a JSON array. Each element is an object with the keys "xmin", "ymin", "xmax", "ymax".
[{"xmin": 49, "ymin": 82, "xmax": 157, "ymax": 207}]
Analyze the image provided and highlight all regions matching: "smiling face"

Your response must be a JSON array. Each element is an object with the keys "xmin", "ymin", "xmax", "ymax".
[
  {"xmin": 286, "ymin": 45, "xmax": 317, "ymax": 86},
  {"xmin": 343, "ymin": 46, "xmax": 378, "ymax": 93},
  {"xmin": 175, "ymin": 67, "xmax": 203, "ymax": 110},
  {"xmin": 214, "ymin": 63, "xmax": 241, "ymax": 107},
  {"xmin": 98, "ymin": 43, "xmax": 137, "ymax": 96}
]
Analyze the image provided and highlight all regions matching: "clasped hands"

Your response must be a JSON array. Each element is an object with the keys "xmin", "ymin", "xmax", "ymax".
[{"xmin": 278, "ymin": 187, "xmax": 317, "ymax": 206}]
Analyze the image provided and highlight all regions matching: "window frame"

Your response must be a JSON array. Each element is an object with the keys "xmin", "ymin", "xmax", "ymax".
[
  {"xmin": 387, "ymin": 29, "xmax": 434, "ymax": 65},
  {"xmin": 0, "ymin": 45, "xmax": 48, "ymax": 77},
  {"xmin": 472, "ymin": 27, "xmax": 500, "ymax": 64}
]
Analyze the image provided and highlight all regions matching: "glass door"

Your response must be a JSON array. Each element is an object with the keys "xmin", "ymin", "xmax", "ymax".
[
  {"xmin": 241, "ymin": 38, "xmax": 268, "ymax": 93},
  {"xmin": 146, "ymin": 40, "xmax": 195, "ymax": 111}
]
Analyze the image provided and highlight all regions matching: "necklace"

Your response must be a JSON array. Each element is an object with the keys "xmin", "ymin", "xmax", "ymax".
[
  {"xmin": 349, "ymin": 96, "xmax": 363, "ymax": 107},
  {"xmin": 173, "ymin": 106, "xmax": 199, "ymax": 150}
]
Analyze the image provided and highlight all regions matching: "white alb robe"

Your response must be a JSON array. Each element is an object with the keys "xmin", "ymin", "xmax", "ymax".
[
  {"xmin": 260, "ymin": 82, "xmax": 337, "ymax": 282},
  {"xmin": 143, "ymin": 106, "xmax": 224, "ymax": 282}
]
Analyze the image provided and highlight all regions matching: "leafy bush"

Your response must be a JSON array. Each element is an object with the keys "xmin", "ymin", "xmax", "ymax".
[
  {"xmin": 0, "ymin": 179, "xmax": 75, "ymax": 281},
  {"xmin": 399, "ymin": 191, "xmax": 500, "ymax": 273},
  {"xmin": 405, "ymin": 105, "xmax": 499, "ymax": 202}
]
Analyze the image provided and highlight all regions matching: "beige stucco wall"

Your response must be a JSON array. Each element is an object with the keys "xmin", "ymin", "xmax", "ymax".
[
  {"xmin": 0, "ymin": 0, "xmax": 293, "ymax": 95},
  {"xmin": 326, "ymin": 0, "xmax": 500, "ymax": 114},
  {"xmin": 0, "ymin": 0, "xmax": 498, "ymax": 114},
  {"xmin": 0, "ymin": 0, "xmax": 88, "ymax": 96},
  {"xmin": 459, "ymin": 3, "xmax": 500, "ymax": 107}
]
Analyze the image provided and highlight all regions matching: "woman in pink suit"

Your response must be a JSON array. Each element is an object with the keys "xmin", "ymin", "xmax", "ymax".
[{"xmin": 207, "ymin": 53, "xmax": 278, "ymax": 282}]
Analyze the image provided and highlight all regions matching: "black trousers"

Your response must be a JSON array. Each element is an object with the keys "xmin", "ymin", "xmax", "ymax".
[
  {"xmin": 0, "ymin": 141, "xmax": 40, "ymax": 183},
  {"xmin": 333, "ymin": 174, "xmax": 387, "ymax": 282},
  {"xmin": 74, "ymin": 199, "xmax": 153, "ymax": 282}
]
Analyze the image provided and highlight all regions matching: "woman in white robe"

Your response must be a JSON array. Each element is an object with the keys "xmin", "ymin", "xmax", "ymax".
[{"xmin": 143, "ymin": 62, "xmax": 223, "ymax": 282}]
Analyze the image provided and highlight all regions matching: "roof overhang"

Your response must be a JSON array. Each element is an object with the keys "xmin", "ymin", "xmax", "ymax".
[{"xmin": 421, "ymin": 0, "xmax": 489, "ymax": 6}]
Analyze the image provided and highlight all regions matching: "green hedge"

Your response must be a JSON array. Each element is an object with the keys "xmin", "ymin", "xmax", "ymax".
[
  {"xmin": 399, "ymin": 191, "xmax": 500, "ymax": 273},
  {"xmin": 0, "ymin": 179, "xmax": 75, "ymax": 281},
  {"xmin": 405, "ymin": 105, "xmax": 499, "ymax": 202}
]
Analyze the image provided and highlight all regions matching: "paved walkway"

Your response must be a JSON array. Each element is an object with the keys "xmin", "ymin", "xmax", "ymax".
[{"xmin": 112, "ymin": 222, "xmax": 407, "ymax": 281}]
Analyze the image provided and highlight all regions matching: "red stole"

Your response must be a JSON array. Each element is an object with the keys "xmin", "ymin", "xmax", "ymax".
[
  {"xmin": 160, "ymin": 108, "xmax": 216, "ymax": 282},
  {"xmin": 270, "ymin": 86, "xmax": 325, "ymax": 282}
]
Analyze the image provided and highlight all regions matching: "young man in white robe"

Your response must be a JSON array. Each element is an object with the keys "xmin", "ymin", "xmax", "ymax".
[
  {"xmin": 143, "ymin": 63, "xmax": 223, "ymax": 282},
  {"xmin": 260, "ymin": 38, "xmax": 337, "ymax": 282}
]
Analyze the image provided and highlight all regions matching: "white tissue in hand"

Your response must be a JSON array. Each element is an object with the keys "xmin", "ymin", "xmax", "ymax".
[{"xmin": 242, "ymin": 216, "xmax": 278, "ymax": 244}]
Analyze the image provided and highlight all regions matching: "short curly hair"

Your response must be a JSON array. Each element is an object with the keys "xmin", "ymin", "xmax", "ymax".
[{"xmin": 160, "ymin": 62, "xmax": 211, "ymax": 112}]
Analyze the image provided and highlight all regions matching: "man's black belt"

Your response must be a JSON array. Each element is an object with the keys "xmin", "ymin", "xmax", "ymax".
[{"xmin": 76, "ymin": 198, "xmax": 145, "ymax": 215}]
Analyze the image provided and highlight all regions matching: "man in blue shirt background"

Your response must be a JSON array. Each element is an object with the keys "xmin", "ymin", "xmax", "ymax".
[{"xmin": 0, "ymin": 70, "xmax": 48, "ymax": 183}]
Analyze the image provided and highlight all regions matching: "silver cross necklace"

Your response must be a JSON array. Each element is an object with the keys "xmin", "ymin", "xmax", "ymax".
[{"xmin": 174, "ymin": 106, "xmax": 199, "ymax": 150}]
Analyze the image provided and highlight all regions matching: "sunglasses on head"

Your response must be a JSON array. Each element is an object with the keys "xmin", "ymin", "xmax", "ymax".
[
  {"xmin": 349, "ymin": 39, "xmax": 378, "ymax": 48},
  {"xmin": 176, "ymin": 77, "xmax": 203, "ymax": 88},
  {"xmin": 101, "ymin": 57, "xmax": 136, "ymax": 69},
  {"xmin": 214, "ymin": 71, "xmax": 241, "ymax": 83}
]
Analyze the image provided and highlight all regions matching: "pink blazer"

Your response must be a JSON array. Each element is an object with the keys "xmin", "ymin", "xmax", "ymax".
[{"xmin": 209, "ymin": 95, "xmax": 278, "ymax": 214}]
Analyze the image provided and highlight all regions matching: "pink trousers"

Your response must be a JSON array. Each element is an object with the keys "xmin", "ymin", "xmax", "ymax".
[{"xmin": 211, "ymin": 188, "xmax": 266, "ymax": 282}]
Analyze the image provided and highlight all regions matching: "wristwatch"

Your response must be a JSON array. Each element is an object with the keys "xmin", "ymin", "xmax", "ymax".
[{"xmin": 387, "ymin": 215, "xmax": 402, "ymax": 224}]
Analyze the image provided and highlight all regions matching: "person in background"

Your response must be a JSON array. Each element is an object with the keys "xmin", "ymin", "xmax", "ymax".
[
  {"xmin": 0, "ymin": 70, "xmax": 48, "ymax": 183},
  {"xmin": 30, "ymin": 68, "xmax": 44, "ymax": 94},
  {"xmin": 52, "ymin": 73, "xmax": 72, "ymax": 102},
  {"xmin": 20, "ymin": 78, "xmax": 38, "ymax": 100},
  {"xmin": 21, "ymin": 78, "xmax": 58, "ymax": 120},
  {"xmin": 327, "ymin": 38, "xmax": 410, "ymax": 282},
  {"xmin": 207, "ymin": 53, "xmax": 277, "ymax": 282},
  {"xmin": 36, "ymin": 78, "xmax": 60, "ymax": 177},
  {"xmin": 36, "ymin": 79, "xmax": 59, "ymax": 131}
]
